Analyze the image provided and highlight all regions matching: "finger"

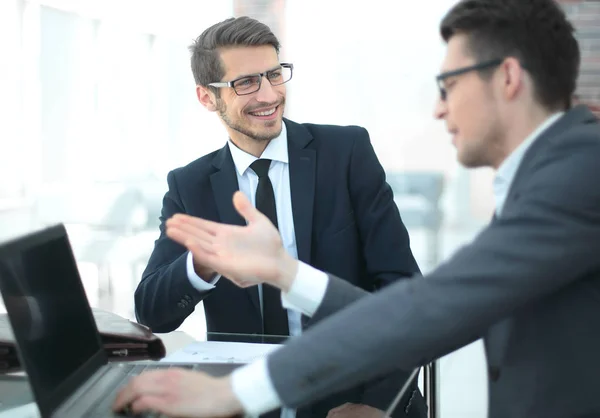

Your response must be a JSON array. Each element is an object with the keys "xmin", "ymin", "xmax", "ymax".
[
  {"xmin": 169, "ymin": 213, "xmax": 230, "ymax": 237},
  {"xmin": 232, "ymin": 191, "xmax": 263, "ymax": 224},
  {"xmin": 168, "ymin": 229, "xmax": 221, "ymax": 267},
  {"xmin": 173, "ymin": 221, "xmax": 224, "ymax": 243},
  {"xmin": 167, "ymin": 214, "xmax": 218, "ymax": 238},
  {"xmin": 235, "ymin": 279, "xmax": 257, "ymax": 288},
  {"xmin": 167, "ymin": 231, "xmax": 216, "ymax": 259},
  {"xmin": 112, "ymin": 374, "xmax": 162, "ymax": 411},
  {"xmin": 166, "ymin": 225, "xmax": 215, "ymax": 249},
  {"xmin": 112, "ymin": 385, "xmax": 136, "ymax": 412},
  {"xmin": 130, "ymin": 394, "xmax": 170, "ymax": 415},
  {"xmin": 169, "ymin": 215, "xmax": 247, "ymax": 247}
]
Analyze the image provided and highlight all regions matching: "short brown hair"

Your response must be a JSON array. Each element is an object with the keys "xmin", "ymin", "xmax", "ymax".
[
  {"xmin": 189, "ymin": 16, "xmax": 280, "ymax": 88},
  {"xmin": 440, "ymin": 0, "xmax": 580, "ymax": 111}
]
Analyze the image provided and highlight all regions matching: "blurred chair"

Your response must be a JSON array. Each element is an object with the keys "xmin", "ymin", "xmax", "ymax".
[
  {"xmin": 386, "ymin": 171, "xmax": 445, "ymax": 418},
  {"xmin": 386, "ymin": 172, "xmax": 445, "ymax": 270},
  {"xmin": 126, "ymin": 180, "xmax": 166, "ymax": 292},
  {"xmin": 32, "ymin": 184, "xmax": 148, "ymax": 310}
]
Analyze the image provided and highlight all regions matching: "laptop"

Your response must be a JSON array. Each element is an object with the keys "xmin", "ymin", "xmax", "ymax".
[{"xmin": 0, "ymin": 224, "xmax": 240, "ymax": 417}]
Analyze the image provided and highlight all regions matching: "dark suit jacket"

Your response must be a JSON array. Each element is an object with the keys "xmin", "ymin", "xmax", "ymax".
[
  {"xmin": 135, "ymin": 119, "xmax": 424, "ymax": 417},
  {"xmin": 266, "ymin": 106, "xmax": 600, "ymax": 418}
]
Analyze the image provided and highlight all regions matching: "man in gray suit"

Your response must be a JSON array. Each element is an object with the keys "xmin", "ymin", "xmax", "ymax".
[{"xmin": 113, "ymin": 0, "xmax": 600, "ymax": 417}]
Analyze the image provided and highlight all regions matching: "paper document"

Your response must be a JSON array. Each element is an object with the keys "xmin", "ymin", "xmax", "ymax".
[{"xmin": 161, "ymin": 341, "xmax": 282, "ymax": 364}]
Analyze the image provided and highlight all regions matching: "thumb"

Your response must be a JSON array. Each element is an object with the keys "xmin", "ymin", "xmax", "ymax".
[{"xmin": 232, "ymin": 191, "xmax": 262, "ymax": 224}]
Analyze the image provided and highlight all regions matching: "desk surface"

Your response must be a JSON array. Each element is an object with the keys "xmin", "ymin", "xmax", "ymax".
[{"xmin": 155, "ymin": 331, "xmax": 196, "ymax": 356}]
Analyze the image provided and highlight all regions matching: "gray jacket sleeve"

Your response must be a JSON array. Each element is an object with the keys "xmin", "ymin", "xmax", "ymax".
[
  {"xmin": 266, "ymin": 132, "xmax": 600, "ymax": 409},
  {"xmin": 309, "ymin": 276, "xmax": 370, "ymax": 323}
]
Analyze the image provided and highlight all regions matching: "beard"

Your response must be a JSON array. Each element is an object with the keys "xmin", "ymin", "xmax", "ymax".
[{"xmin": 216, "ymin": 96, "xmax": 285, "ymax": 142}]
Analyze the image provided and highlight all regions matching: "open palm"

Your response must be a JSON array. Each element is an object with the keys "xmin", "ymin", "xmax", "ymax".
[{"xmin": 166, "ymin": 191, "xmax": 292, "ymax": 287}]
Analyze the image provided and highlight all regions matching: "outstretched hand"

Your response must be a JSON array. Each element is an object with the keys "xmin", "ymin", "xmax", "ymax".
[{"xmin": 166, "ymin": 191, "xmax": 298, "ymax": 291}]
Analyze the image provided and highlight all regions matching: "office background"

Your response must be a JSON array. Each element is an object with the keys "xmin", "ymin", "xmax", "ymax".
[{"xmin": 0, "ymin": 0, "xmax": 598, "ymax": 416}]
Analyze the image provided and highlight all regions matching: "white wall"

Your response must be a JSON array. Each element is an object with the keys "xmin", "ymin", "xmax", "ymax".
[{"xmin": 284, "ymin": 0, "xmax": 495, "ymax": 226}]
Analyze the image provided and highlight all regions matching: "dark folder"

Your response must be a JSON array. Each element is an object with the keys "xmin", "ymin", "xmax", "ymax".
[{"xmin": 0, "ymin": 309, "xmax": 166, "ymax": 373}]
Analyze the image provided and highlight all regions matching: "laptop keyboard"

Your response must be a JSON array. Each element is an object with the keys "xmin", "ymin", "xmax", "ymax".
[{"xmin": 86, "ymin": 363, "xmax": 201, "ymax": 417}]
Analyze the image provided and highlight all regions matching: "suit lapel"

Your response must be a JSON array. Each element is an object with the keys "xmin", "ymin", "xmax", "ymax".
[
  {"xmin": 504, "ymin": 105, "xmax": 597, "ymax": 211},
  {"xmin": 210, "ymin": 145, "xmax": 260, "ymax": 314},
  {"xmin": 485, "ymin": 106, "xmax": 597, "ymax": 364},
  {"xmin": 285, "ymin": 119, "xmax": 316, "ymax": 264}
]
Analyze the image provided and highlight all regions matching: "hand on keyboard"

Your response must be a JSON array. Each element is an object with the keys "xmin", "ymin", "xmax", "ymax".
[{"xmin": 112, "ymin": 368, "xmax": 244, "ymax": 417}]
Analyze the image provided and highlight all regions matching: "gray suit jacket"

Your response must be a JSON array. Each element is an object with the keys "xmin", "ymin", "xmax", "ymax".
[{"xmin": 267, "ymin": 105, "xmax": 600, "ymax": 418}]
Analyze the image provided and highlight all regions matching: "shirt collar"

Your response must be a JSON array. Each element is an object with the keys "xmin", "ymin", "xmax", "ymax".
[
  {"xmin": 493, "ymin": 112, "xmax": 564, "ymax": 214},
  {"xmin": 227, "ymin": 121, "xmax": 289, "ymax": 177}
]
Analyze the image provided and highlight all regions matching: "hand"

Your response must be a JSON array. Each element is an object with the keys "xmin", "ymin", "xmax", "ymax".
[
  {"xmin": 166, "ymin": 191, "xmax": 298, "ymax": 292},
  {"xmin": 112, "ymin": 368, "xmax": 243, "ymax": 417},
  {"xmin": 193, "ymin": 262, "xmax": 217, "ymax": 283},
  {"xmin": 326, "ymin": 403, "xmax": 386, "ymax": 418}
]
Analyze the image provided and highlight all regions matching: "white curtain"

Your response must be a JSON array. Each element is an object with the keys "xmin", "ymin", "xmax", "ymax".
[{"xmin": 0, "ymin": 0, "xmax": 232, "ymax": 203}]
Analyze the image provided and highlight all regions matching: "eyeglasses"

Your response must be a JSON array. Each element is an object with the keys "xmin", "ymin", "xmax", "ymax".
[
  {"xmin": 208, "ymin": 63, "xmax": 294, "ymax": 96},
  {"xmin": 436, "ymin": 59, "xmax": 503, "ymax": 101}
]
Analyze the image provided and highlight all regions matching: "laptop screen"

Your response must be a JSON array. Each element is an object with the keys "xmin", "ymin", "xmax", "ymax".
[{"xmin": 0, "ymin": 225, "xmax": 106, "ymax": 416}]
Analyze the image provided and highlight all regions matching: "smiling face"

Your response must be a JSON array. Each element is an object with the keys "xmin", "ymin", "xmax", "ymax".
[{"xmin": 197, "ymin": 45, "xmax": 286, "ymax": 151}]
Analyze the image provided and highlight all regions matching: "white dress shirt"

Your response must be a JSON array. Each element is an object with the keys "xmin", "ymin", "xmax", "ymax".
[
  {"xmin": 230, "ymin": 112, "xmax": 566, "ymax": 417},
  {"xmin": 185, "ymin": 122, "xmax": 323, "ymax": 418},
  {"xmin": 493, "ymin": 112, "xmax": 563, "ymax": 215},
  {"xmin": 186, "ymin": 121, "xmax": 304, "ymax": 336},
  {"xmin": 232, "ymin": 262, "xmax": 329, "ymax": 417}
]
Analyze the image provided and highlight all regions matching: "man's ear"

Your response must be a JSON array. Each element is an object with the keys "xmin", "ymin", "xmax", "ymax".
[
  {"xmin": 500, "ymin": 57, "xmax": 525, "ymax": 102},
  {"xmin": 197, "ymin": 85, "xmax": 218, "ymax": 112}
]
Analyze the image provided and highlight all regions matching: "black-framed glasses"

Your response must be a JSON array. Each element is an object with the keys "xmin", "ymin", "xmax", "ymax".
[
  {"xmin": 436, "ymin": 59, "xmax": 503, "ymax": 100},
  {"xmin": 208, "ymin": 63, "xmax": 293, "ymax": 96}
]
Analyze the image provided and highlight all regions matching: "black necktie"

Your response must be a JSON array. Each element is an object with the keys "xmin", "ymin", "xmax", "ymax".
[{"xmin": 249, "ymin": 159, "xmax": 290, "ymax": 338}]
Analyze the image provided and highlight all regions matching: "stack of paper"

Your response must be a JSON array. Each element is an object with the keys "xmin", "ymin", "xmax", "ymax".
[{"xmin": 161, "ymin": 341, "xmax": 282, "ymax": 364}]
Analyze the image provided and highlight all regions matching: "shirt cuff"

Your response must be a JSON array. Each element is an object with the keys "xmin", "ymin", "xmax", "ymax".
[
  {"xmin": 231, "ymin": 357, "xmax": 282, "ymax": 416},
  {"xmin": 186, "ymin": 251, "xmax": 221, "ymax": 291},
  {"xmin": 281, "ymin": 261, "xmax": 329, "ymax": 317}
]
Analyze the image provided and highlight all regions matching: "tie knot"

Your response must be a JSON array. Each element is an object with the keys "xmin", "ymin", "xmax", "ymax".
[{"xmin": 250, "ymin": 159, "xmax": 272, "ymax": 178}]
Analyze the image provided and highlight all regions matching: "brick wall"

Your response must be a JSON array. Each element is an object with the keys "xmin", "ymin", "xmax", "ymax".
[{"xmin": 559, "ymin": 0, "xmax": 600, "ymax": 117}]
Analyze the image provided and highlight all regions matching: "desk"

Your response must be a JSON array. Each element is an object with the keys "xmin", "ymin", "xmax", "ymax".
[
  {"xmin": 2, "ymin": 331, "xmax": 416, "ymax": 418},
  {"xmin": 155, "ymin": 330, "xmax": 196, "ymax": 355}
]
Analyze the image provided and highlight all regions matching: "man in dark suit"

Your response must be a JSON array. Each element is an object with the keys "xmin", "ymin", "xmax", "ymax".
[
  {"xmin": 115, "ymin": 1, "xmax": 600, "ymax": 418},
  {"xmin": 134, "ymin": 16, "xmax": 425, "ymax": 418}
]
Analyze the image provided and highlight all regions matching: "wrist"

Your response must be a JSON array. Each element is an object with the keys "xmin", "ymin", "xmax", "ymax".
[
  {"xmin": 195, "ymin": 264, "xmax": 216, "ymax": 282},
  {"xmin": 218, "ymin": 376, "xmax": 245, "ymax": 416},
  {"xmin": 275, "ymin": 251, "xmax": 298, "ymax": 293}
]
